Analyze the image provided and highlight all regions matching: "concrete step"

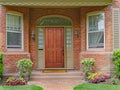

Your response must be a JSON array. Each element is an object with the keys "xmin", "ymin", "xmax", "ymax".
[{"xmin": 30, "ymin": 70, "xmax": 84, "ymax": 80}]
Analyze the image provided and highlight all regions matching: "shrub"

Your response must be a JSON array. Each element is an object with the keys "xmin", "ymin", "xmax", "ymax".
[
  {"xmin": 114, "ymin": 59, "xmax": 120, "ymax": 77},
  {"xmin": 113, "ymin": 50, "xmax": 120, "ymax": 77},
  {"xmin": 17, "ymin": 58, "xmax": 33, "ymax": 78},
  {"xmin": 0, "ymin": 52, "xmax": 3, "ymax": 79},
  {"xmin": 113, "ymin": 50, "xmax": 120, "ymax": 61},
  {"xmin": 6, "ymin": 77, "xmax": 26, "ymax": 86},
  {"xmin": 87, "ymin": 72, "xmax": 109, "ymax": 83},
  {"xmin": 81, "ymin": 58, "xmax": 95, "ymax": 77},
  {"xmin": 110, "ymin": 78, "xmax": 118, "ymax": 85}
]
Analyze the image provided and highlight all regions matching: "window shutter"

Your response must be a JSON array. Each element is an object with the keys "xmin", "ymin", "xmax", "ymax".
[{"xmin": 113, "ymin": 8, "xmax": 120, "ymax": 50}]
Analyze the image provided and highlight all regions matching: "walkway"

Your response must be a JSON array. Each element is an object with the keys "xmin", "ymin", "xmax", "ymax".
[
  {"xmin": 28, "ymin": 78, "xmax": 84, "ymax": 90},
  {"xmin": 28, "ymin": 70, "xmax": 85, "ymax": 90}
]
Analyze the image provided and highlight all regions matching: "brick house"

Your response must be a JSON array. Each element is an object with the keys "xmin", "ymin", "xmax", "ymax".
[{"xmin": 0, "ymin": 0, "xmax": 119, "ymax": 74}]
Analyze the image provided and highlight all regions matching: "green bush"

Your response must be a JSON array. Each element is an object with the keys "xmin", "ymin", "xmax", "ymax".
[
  {"xmin": 81, "ymin": 58, "xmax": 95, "ymax": 77},
  {"xmin": 0, "ymin": 52, "xmax": 3, "ymax": 79},
  {"xmin": 113, "ymin": 50, "xmax": 120, "ymax": 61},
  {"xmin": 114, "ymin": 59, "xmax": 120, "ymax": 77},
  {"xmin": 113, "ymin": 50, "xmax": 120, "ymax": 77},
  {"xmin": 17, "ymin": 58, "xmax": 33, "ymax": 78}
]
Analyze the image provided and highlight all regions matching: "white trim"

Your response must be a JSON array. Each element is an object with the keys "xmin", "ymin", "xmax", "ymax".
[
  {"xmin": 80, "ymin": 51, "xmax": 113, "ymax": 54},
  {"xmin": 86, "ymin": 11, "xmax": 105, "ymax": 50},
  {"xmin": 6, "ymin": 12, "xmax": 24, "ymax": 50}
]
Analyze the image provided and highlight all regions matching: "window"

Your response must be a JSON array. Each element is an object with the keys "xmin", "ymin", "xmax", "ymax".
[
  {"xmin": 6, "ymin": 13, "xmax": 23, "ymax": 49},
  {"xmin": 65, "ymin": 28, "xmax": 72, "ymax": 48},
  {"xmin": 38, "ymin": 28, "xmax": 44, "ymax": 49},
  {"xmin": 87, "ymin": 12, "xmax": 105, "ymax": 49}
]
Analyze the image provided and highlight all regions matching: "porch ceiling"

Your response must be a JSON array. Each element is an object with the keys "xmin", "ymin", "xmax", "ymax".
[{"xmin": 0, "ymin": 0, "xmax": 112, "ymax": 7}]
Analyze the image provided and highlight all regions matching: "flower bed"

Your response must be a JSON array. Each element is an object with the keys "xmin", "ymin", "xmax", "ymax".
[
  {"xmin": 6, "ymin": 77, "xmax": 26, "ymax": 86},
  {"xmin": 87, "ymin": 72, "xmax": 109, "ymax": 83}
]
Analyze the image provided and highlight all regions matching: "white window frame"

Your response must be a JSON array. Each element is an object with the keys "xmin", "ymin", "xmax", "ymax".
[
  {"xmin": 6, "ymin": 12, "xmax": 24, "ymax": 50},
  {"xmin": 87, "ymin": 12, "xmax": 105, "ymax": 50}
]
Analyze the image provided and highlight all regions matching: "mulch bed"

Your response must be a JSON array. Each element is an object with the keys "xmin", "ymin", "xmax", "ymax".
[{"xmin": 0, "ymin": 76, "xmax": 9, "ymax": 85}]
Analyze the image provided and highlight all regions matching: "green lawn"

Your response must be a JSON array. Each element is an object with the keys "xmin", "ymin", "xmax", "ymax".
[
  {"xmin": 74, "ymin": 83, "xmax": 120, "ymax": 90},
  {"xmin": 0, "ymin": 85, "xmax": 43, "ymax": 90}
]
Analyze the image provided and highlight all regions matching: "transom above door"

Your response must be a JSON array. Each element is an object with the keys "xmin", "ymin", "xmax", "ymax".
[{"xmin": 37, "ymin": 16, "xmax": 74, "ymax": 69}]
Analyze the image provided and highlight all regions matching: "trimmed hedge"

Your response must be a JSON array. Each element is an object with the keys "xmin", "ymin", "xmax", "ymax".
[
  {"xmin": 0, "ymin": 85, "xmax": 43, "ymax": 90},
  {"xmin": 0, "ymin": 52, "xmax": 3, "ymax": 79}
]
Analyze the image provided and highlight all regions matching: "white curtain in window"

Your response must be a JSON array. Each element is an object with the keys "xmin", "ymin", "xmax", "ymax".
[
  {"xmin": 7, "ymin": 13, "xmax": 22, "ymax": 49},
  {"xmin": 89, "ymin": 32, "xmax": 103, "ymax": 48},
  {"xmin": 88, "ymin": 13, "xmax": 104, "ymax": 48}
]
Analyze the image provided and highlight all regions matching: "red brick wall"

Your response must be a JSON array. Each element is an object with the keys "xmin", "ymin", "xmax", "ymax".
[
  {"xmin": 0, "ymin": 6, "xmax": 31, "ymax": 73},
  {"xmin": 0, "ymin": 6, "xmax": 6, "ymax": 51},
  {"xmin": 0, "ymin": 5, "xmax": 114, "ymax": 73},
  {"xmin": 113, "ymin": 0, "xmax": 120, "ymax": 7},
  {"xmin": 4, "ymin": 53, "xmax": 30, "ymax": 73},
  {"xmin": 29, "ymin": 8, "xmax": 81, "ymax": 69},
  {"xmin": 80, "ymin": 6, "xmax": 113, "ymax": 74}
]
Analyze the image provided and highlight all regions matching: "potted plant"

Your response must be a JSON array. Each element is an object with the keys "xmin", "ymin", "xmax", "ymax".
[{"xmin": 17, "ymin": 58, "xmax": 33, "ymax": 80}]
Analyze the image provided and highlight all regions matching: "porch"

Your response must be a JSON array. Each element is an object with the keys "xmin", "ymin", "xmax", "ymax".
[{"xmin": 0, "ymin": 0, "xmax": 114, "ymax": 74}]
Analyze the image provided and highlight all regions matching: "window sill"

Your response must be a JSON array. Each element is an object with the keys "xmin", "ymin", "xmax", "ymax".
[
  {"xmin": 6, "ymin": 49, "xmax": 24, "ymax": 52},
  {"xmin": 4, "ymin": 51, "xmax": 30, "ymax": 55},
  {"xmin": 86, "ymin": 48, "xmax": 105, "ymax": 52}
]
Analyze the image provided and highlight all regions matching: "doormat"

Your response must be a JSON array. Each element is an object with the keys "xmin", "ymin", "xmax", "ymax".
[{"xmin": 42, "ymin": 69, "xmax": 67, "ymax": 73}]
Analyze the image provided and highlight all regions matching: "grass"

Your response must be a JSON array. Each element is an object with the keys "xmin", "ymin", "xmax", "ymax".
[
  {"xmin": 74, "ymin": 83, "xmax": 120, "ymax": 90},
  {"xmin": 0, "ymin": 85, "xmax": 43, "ymax": 90}
]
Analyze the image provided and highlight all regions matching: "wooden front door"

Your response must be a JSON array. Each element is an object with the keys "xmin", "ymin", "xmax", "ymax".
[{"xmin": 45, "ymin": 27, "xmax": 64, "ymax": 68}]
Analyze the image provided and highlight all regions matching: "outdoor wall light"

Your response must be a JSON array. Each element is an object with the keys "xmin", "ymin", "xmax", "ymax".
[
  {"xmin": 31, "ymin": 30, "xmax": 35, "ymax": 40},
  {"xmin": 74, "ymin": 31, "xmax": 78, "ymax": 38}
]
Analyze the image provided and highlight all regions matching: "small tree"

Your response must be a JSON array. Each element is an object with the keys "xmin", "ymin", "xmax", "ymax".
[
  {"xmin": 17, "ymin": 58, "xmax": 33, "ymax": 79},
  {"xmin": 81, "ymin": 58, "xmax": 95, "ymax": 78}
]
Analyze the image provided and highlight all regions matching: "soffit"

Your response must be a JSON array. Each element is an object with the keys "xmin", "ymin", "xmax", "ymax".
[{"xmin": 0, "ymin": 0, "xmax": 112, "ymax": 7}]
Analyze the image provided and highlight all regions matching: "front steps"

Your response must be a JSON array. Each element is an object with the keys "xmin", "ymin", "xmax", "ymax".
[{"xmin": 30, "ymin": 70, "xmax": 84, "ymax": 81}]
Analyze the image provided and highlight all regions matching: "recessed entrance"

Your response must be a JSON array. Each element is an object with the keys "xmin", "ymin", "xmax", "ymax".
[{"xmin": 37, "ymin": 16, "xmax": 73, "ymax": 69}]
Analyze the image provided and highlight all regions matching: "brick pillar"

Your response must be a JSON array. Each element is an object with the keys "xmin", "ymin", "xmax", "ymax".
[
  {"xmin": 113, "ymin": 0, "xmax": 120, "ymax": 7},
  {"xmin": 73, "ymin": 25, "xmax": 81, "ymax": 69},
  {"xmin": 0, "ymin": 5, "xmax": 6, "ymax": 52}
]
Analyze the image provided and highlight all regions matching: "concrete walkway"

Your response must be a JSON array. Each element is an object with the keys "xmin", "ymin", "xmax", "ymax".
[{"xmin": 28, "ymin": 78, "xmax": 85, "ymax": 90}]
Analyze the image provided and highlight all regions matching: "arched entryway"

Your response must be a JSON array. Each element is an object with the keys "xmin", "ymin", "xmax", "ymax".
[{"xmin": 36, "ymin": 16, "xmax": 73, "ymax": 69}]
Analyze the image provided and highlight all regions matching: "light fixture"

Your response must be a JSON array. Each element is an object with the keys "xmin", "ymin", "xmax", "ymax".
[
  {"xmin": 31, "ymin": 30, "xmax": 35, "ymax": 40},
  {"xmin": 74, "ymin": 31, "xmax": 78, "ymax": 38}
]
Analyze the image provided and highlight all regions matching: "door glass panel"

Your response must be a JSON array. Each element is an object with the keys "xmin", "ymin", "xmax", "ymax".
[
  {"xmin": 38, "ymin": 28, "xmax": 44, "ymax": 49},
  {"xmin": 65, "ymin": 28, "xmax": 72, "ymax": 48}
]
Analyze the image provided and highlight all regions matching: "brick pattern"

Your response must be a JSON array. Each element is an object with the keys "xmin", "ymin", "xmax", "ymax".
[
  {"xmin": 80, "ymin": 6, "xmax": 113, "ymax": 73},
  {"xmin": 80, "ymin": 52, "xmax": 113, "ymax": 74},
  {"xmin": 113, "ymin": 0, "xmax": 120, "ymax": 7},
  {"xmin": 29, "ymin": 8, "xmax": 81, "ymax": 69},
  {"xmin": 4, "ymin": 53, "xmax": 30, "ymax": 73},
  {"xmin": 0, "ymin": 5, "xmax": 114, "ymax": 73},
  {"xmin": 0, "ymin": 6, "xmax": 31, "ymax": 73},
  {"xmin": 0, "ymin": 6, "xmax": 6, "ymax": 51}
]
